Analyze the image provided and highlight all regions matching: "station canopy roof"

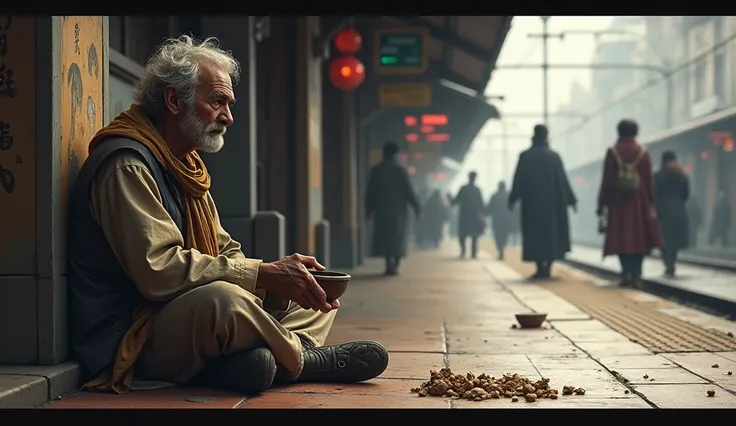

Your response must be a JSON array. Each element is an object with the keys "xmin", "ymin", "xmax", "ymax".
[
  {"xmin": 379, "ymin": 16, "xmax": 513, "ymax": 96},
  {"xmin": 376, "ymin": 16, "xmax": 513, "ymax": 163}
]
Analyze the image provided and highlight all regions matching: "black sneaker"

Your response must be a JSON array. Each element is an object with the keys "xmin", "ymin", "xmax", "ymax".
[
  {"xmin": 298, "ymin": 341, "xmax": 389, "ymax": 383},
  {"xmin": 194, "ymin": 347, "xmax": 277, "ymax": 393}
]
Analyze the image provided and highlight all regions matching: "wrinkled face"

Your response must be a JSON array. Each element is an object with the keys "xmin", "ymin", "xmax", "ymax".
[{"xmin": 179, "ymin": 62, "xmax": 235, "ymax": 153}]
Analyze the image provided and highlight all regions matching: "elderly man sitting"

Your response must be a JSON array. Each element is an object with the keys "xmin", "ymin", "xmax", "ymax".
[{"xmin": 67, "ymin": 35, "xmax": 388, "ymax": 394}]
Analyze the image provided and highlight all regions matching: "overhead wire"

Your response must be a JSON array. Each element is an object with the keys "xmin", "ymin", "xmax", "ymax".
[{"xmin": 509, "ymin": 42, "xmax": 541, "ymax": 67}]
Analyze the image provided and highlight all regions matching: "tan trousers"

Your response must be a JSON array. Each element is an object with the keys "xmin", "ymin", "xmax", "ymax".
[{"xmin": 135, "ymin": 281, "xmax": 337, "ymax": 384}]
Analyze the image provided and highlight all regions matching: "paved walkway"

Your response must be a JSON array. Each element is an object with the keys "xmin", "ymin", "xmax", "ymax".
[
  {"xmin": 566, "ymin": 244, "xmax": 736, "ymax": 305},
  {"xmin": 43, "ymin": 241, "xmax": 736, "ymax": 409}
]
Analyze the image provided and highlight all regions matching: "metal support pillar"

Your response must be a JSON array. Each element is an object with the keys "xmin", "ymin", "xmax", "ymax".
[
  {"xmin": 541, "ymin": 16, "xmax": 550, "ymax": 128},
  {"xmin": 293, "ymin": 17, "xmax": 327, "ymax": 259}
]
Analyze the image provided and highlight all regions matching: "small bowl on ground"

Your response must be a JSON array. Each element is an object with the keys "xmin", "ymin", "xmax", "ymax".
[
  {"xmin": 310, "ymin": 270, "xmax": 351, "ymax": 302},
  {"xmin": 515, "ymin": 313, "xmax": 548, "ymax": 329}
]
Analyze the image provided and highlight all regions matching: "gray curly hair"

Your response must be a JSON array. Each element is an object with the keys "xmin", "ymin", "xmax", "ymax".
[{"xmin": 132, "ymin": 35, "xmax": 241, "ymax": 120}]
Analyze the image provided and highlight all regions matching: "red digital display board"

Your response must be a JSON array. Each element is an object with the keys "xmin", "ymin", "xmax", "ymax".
[
  {"xmin": 404, "ymin": 113, "xmax": 450, "ymax": 144},
  {"xmin": 426, "ymin": 133, "xmax": 450, "ymax": 143},
  {"xmin": 421, "ymin": 114, "xmax": 448, "ymax": 126}
]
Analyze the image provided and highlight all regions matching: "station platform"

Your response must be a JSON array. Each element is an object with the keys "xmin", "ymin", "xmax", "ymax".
[
  {"xmin": 683, "ymin": 245, "xmax": 736, "ymax": 264},
  {"xmin": 572, "ymin": 239, "xmax": 736, "ymax": 269},
  {"xmin": 10, "ymin": 240, "xmax": 736, "ymax": 409},
  {"xmin": 564, "ymin": 244, "xmax": 736, "ymax": 319}
]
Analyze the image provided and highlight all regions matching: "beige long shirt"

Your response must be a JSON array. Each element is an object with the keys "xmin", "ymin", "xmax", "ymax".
[{"xmin": 89, "ymin": 150, "xmax": 288, "ymax": 310}]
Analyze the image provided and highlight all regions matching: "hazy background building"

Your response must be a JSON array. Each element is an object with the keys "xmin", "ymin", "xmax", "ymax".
[{"xmin": 450, "ymin": 16, "xmax": 736, "ymax": 248}]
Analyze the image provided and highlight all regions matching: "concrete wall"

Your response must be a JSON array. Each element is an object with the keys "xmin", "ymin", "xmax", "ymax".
[
  {"xmin": 0, "ymin": 16, "xmax": 108, "ymax": 365},
  {"xmin": 198, "ymin": 16, "xmax": 259, "ymax": 255},
  {"xmin": 257, "ymin": 17, "xmax": 298, "ymax": 253}
]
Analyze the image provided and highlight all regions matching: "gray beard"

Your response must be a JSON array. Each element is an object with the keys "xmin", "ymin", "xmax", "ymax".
[{"xmin": 179, "ymin": 106, "xmax": 226, "ymax": 153}]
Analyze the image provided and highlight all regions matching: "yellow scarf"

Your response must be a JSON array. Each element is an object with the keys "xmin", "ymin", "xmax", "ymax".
[{"xmin": 82, "ymin": 104, "xmax": 220, "ymax": 394}]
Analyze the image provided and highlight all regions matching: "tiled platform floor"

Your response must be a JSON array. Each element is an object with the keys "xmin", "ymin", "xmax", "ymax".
[{"xmin": 45, "ymin": 240, "xmax": 736, "ymax": 409}]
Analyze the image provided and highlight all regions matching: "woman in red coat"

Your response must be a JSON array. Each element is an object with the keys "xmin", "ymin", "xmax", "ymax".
[{"xmin": 596, "ymin": 119, "xmax": 663, "ymax": 288}]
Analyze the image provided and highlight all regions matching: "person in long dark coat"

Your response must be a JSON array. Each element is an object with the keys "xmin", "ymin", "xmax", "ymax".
[
  {"xmin": 654, "ymin": 151, "xmax": 690, "ymax": 277},
  {"xmin": 422, "ymin": 189, "xmax": 448, "ymax": 248},
  {"xmin": 509, "ymin": 125, "xmax": 577, "ymax": 280},
  {"xmin": 366, "ymin": 142, "xmax": 421, "ymax": 275},
  {"xmin": 448, "ymin": 171, "xmax": 486, "ymax": 258},
  {"xmin": 597, "ymin": 119, "xmax": 663, "ymax": 288},
  {"xmin": 487, "ymin": 181, "xmax": 514, "ymax": 260}
]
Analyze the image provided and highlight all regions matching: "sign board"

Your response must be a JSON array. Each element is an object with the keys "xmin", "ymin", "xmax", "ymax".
[
  {"xmin": 379, "ymin": 83, "xmax": 431, "ymax": 108},
  {"xmin": 0, "ymin": 15, "xmax": 37, "ymax": 274},
  {"xmin": 374, "ymin": 27, "xmax": 429, "ymax": 75}
]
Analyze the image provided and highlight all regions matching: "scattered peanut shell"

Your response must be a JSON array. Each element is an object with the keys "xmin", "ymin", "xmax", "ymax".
[
  {"xmin": 511, "ymin": 397, "xmax": 518, "ymax": 402},
  {"xmin": 412, "ymin": 368, "xmax": 585, "ymax": 402}
]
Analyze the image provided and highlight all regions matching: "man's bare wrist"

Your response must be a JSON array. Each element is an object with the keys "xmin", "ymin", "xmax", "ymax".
[{"xmin": 257, "ymin": 262, "xmax": 273, "ymax": 290}]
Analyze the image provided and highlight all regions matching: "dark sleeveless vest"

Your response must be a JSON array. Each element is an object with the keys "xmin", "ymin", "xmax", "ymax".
[{"xmin": 67, "ymin": 137, "xmax": 186, "ymax": 380}]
